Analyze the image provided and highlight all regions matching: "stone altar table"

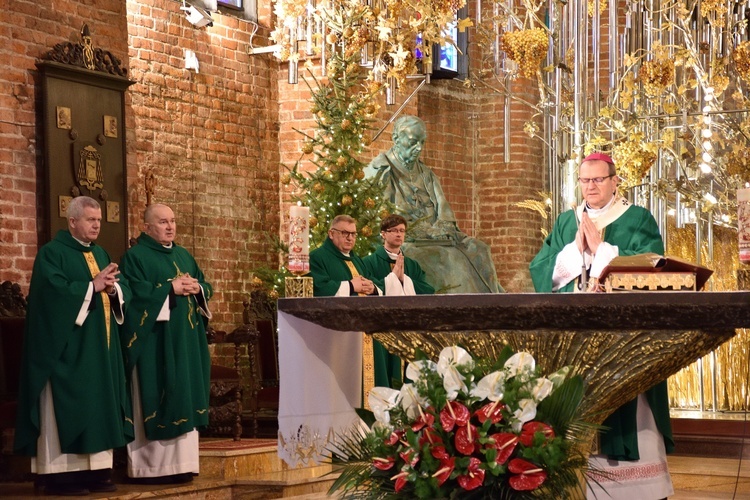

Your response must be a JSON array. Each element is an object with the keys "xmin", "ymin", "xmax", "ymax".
[{"xmin": 277, "ymin": 292, "xmax": 750, "ymax": 466}]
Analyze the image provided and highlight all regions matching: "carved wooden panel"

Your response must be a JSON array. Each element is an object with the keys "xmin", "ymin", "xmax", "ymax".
[{"xmin": 36, "ymin": 26, "xmax": 134, "ymax": 260}]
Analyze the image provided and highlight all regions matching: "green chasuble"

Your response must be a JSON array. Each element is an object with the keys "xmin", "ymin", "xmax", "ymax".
[
  {"xmin": 362, "ymin": 246, "xmax": 435, "ymax": 295},
  {"xmin": 529, "ymin": 204, "xmax": 674, "ymax": 460},
  {"xmin": 308, "ymin": 238, "xmax": 398, "ymax": 388},
  {"xmin": 14, "ymin": 230, "xmax": 133, "ymax": 456},
  {"xmin": 362, "ymin": 246, "xmax": 434, "ymax": 388},
  {"xmin": 120, "ymin": 232, "xmax": 213, "ymax": 441}
]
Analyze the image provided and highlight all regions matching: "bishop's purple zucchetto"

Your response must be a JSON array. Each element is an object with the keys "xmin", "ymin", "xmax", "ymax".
[{"xmin": 581, "ymin": 152, "xmax": 614, "ymax": 165}]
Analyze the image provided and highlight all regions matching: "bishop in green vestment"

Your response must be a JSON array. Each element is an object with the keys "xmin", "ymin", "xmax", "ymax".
[
  {"xmin": 14, "ymin": 196, "xmax": 131, "ymax": 495},
  {"xmin": 529, "ymin": 153, "xmax": 674, "ymax": 499},
  {"xmin": 120, "ymin": 204, "xmax": 212, "ymax": 482}
]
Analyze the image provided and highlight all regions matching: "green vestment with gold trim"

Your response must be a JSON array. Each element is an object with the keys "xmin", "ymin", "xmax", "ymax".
[
  {"xmin": 14, "ymin": 230, "xmax": 133, "ymax": 456},
  {"xmin": 120, "ymin": 232, "xmax": 212, "ymax": 441},
  {"xmin": 529, "ymin": 205, "xmax": 674, "ymax": 460}
]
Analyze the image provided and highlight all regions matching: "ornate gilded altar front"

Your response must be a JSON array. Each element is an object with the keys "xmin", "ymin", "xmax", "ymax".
[{"xmin": 278, "ymin": 292, "xmax": 749, "ymax": 433}]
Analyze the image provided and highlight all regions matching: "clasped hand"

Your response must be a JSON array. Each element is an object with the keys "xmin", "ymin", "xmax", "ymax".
[
  {"xmin": 575, "ymin": 212, "xmax": 603, "ymax": 255},
  {"xmin": 392, "ymin": 254, "xmax": 405, "ymax": 282},
  {"xmin": 172, "ymin": 273, "xmax": 200, "ymax": 296},
  {"xmin": 351, "ymin": 276, "xmax": 375, "ymax": 295},
  {"xmin": 93, "ymin": 263, "xmax": 120, "ymax": 294}
]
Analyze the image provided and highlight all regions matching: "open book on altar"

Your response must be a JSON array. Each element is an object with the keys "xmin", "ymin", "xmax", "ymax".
[{"xmin": 598, "ymin": 253, "xmax": 714, "ymax": 292}]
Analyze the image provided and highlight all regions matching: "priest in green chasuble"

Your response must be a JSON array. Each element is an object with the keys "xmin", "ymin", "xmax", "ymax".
[
  {"xmin": 307, "ymin": 215, "xmax": 403, "ymax": 388},
  {"xmin": 529, "ymin": 153, "xmax": 674, "ymax": 499},
  {"xmin": 362, "ymin": 214, "xmax": 434, "ymax": 389},
  {"xmin": 362, "ymin": 214, "xmax": 435, "ymax": 296},
  {"xmin": 14, "ymin": 196, "xmax": 131, "ymax": 496},
  {"xmin": 120, "ymin": 203, "xmax": 212, "ymax": 484}
]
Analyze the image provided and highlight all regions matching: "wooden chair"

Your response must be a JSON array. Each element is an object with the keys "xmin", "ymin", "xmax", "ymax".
[
  {"xmin": 243, "ymin": 288, "xmax": 278, "ymax": 438},
  {"xmin": 206, "ymin": 325, "xmax": 258, "ymax": 441},
  {"xmin": 0, "ymin": 281, "xmax": 27, "ymax": 455}
]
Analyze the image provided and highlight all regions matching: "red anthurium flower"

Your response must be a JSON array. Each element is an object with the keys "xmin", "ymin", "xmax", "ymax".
[
  {"xmin": 431, "ymin": 444, "xmax": 450, "ymax": 460},
  {"xmin": 385, "ymin": 429, "xmax": 404, "ymax": 446},
  {"xmin": 519, "ymin": 421, "xmax": 555, "ymax": 447},
  {"xmin": 475, "ymin": 401, "xmax": 504, "ymax": 424},
  {"xmin": 454, "ymin": 423, "xmax": 478, "ymax": 455},
  {"xmin": 419, "ymin": 426, "xmax": 443, "ymax": 447},
  {"xmin": 411, "ymin": 411, "xmax": 435, "ymax": 432},
  {"xmin": 432, "ymin": 456, "xmax": 455, "ymax": 486},
  {"xmin": 372, "ymin": 456, "xmax": 395, "ymax": 471},
  {"xmin": 400, "ymin": 449, "xmax": 419, "ymax": 467},
  {"xmin": 392, "ymin": 471, "xmax": 410, "ymax": 493},
  {"xmin": 457, "ymin": 457, "xmax": 485, "ymax": 491},
  {"xmin": 508, "ymin": 458, "xmax": 547, "ymax": 491},
  {"xmin": 487, "ymin": 432, "xmax": 518, "ymax": 465},
  {"xmin": 440, "ymin": 401, "xmax": 471, "ymax": 432}
]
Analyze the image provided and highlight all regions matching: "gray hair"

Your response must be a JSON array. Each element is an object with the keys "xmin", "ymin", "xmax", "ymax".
[
  {"xmin": 329, "ymin": 214, "xmax": 356, "ymax": 230},
  {"xmin": 144, "ymin": 203, "xmax": 171, "ymax": 223},
  {"xmin": 67, "ymin": 196, "xmax": 100, "ymax": 220}
]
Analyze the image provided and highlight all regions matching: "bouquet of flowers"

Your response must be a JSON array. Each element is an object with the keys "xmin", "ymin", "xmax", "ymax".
[{"xmin": 327, "ymin": 345, "xmax": 595, "ymax": 499}]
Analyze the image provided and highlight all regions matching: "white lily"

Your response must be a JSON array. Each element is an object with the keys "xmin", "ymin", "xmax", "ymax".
[
  {"xmin": 399, "ymin": 383, "xmax": 425, "ymax": 420},
  {"xmin": 368, "ymin": 386, "xmax": 401, "ymax": 425},
  {"xmin": 511, "ymin": 398, "xmax": 537, "ymax": 432},
  {"xmin": 437, "ymin": 346, "xmax": 473, "ymax": 400},
  {"xmin": 529, "ymin": 377, "xmax": 554, "ymax": 402},
  {"xmin": 405, "ymin": 360, "xmax": 437, "ymax": 385},
  {"xmin": 504, "ymin": 352, "xmax": 535, "ymax": 378},
  {"xmin": 471, "ymin": 370, "xmax": 505, "ymax": 402}
]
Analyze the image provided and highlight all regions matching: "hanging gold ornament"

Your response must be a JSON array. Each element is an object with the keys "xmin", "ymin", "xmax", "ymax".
[
  {"xmin": 302, "ymin": 141, "xmax": 315, "ymax": 154},
  {"xmin": 361, "ymin": 225, "xmax": 373, "ymax": 237},
  {"xmin": 342, "ymin": 195, "xmax": 353, "ymax": 206},
  {"xmin": 336, "ymin": 156, "xmax": 347, "ymax": 167},
  {"xmin": 309, "ymin": 216, "xmax": 318, "ymax": 228},
  {"xmin": 379, "ymin": 209, "xmax": 390, "ymax": 219},
  {"xmin": 313, "ymin": 182, "xmax": 325, "ymax": 193},
  {"xmin": 341, "ymin": 119, "xmax": 352, "ymax": 130},
  {"xmin": 343, "ymin": 27, "xmax": 354, "ymax": 38},
  {"xmin": 364, "ymin": 197, "xmax": 375, "ymax": 208},
  {"xmin": 281, "ymin": 173, "xmax": 292, "ymax": 185},
  {"xmin": 355, "ymin": 169, "xmax": 365, "ymax": 180}
]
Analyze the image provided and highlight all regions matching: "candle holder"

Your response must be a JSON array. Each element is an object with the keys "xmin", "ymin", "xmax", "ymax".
[{"xmin": 285, "ymin": 276, "xmax": 313, "ymax": 298}]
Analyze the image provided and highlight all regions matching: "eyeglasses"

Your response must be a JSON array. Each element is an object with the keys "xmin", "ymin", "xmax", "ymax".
[
  {"xmin": 330, "ymin": 228, "xmax": 357, "ymax": 239},
  {"xmin": 384, "ymin": 229, "xmax": 406, "ymax": 234},
  {"xmin": 578, "ymin": 175, "xmax": 614, "ymax": 185}
]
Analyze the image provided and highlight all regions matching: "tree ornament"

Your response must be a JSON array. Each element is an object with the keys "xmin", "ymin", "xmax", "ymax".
[
  {"xmin": 313, "ymin": 182, "xmax": 325, "ymax": 193},
  {"xmin": 361, "ymin": 225, "xmax": 373, "ymax": 237},
  {"xmin": 341, "ymin": 119, "xmax": 352, "ymax": 130},
  {"xmin": 326, "ymin": 33, "xmax": 338, "ymax": 44},
  {"xmin": 380, "ymin": 209, "xmax": 390, "ymax": 219},
  {"xmin": 355, "ymin": 169, "xmax": 365, "ymax": 180},
  {"xmin": 336, "ymin": 156, "xmax": 347, "ymax": 167},
  {"xmin": 281, "ymin": 173, "xmax": 292, "ymax": 185},
  {"xmin": 302, "ymin": 141, "xmax": 315, "ymax": 154},
  {"xmin": 343, "ymin": 27, "xmax": 354, "ymax": 38},
  {"xmin": 309, "ymin": 216, "xmax": 318, "ymax": 228},
  {"xmin": 342, "ymin": 195, "xmax": 353, "ymax": 206},
  {"xmin": 364, "ymin": 197, "xmax": 375, "ymax": 208}
]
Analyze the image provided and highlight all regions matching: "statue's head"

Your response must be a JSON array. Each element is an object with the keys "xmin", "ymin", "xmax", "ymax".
[{"xmin": 392, "ymin": 115, "xmax": 427, "ymax": 166}]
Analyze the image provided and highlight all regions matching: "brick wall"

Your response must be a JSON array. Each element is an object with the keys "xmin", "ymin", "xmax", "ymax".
[
  {"xmin": 0, "ymin": 0, "xmax": 129, "ymax": 288},
  {"xmin": 125, "ymin": 0, "xmax": 280, "ymax": 330}
]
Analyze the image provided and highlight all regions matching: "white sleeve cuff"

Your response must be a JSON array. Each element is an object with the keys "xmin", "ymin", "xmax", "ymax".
[
  {"xmin": 156, "ymin": 295, "xmax": 170, "ymax": 321},
  {"xmin": 551, "ymin": 242, "xmax": 585, "ymax": 291},
  {"xmin": 335, "ymin": 281, "xmax": 351, "ymax": 297},
  {"xmin": 75, "ymin": 282, "xmax": 95, "ymax": 326},
  {"xmin": 589, "ymin": 242, "xmax": 619, "ymax": 279}
]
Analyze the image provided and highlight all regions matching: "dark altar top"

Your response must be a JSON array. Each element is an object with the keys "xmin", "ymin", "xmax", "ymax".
[{"xmin": 278, "ymin": 291, "xmax": 750, "ymax": 332}]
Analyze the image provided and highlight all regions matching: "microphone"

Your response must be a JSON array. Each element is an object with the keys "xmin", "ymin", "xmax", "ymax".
[{"xmin": 571, "ymin": 202, "xmax": 588, "ymax": 291}]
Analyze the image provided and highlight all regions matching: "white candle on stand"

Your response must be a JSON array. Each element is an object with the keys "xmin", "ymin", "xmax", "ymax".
[
  {"xmin": 739, "ymin": 186, "xmax": 750, "ymax": 264},
  {"xmin": 288, "ymin": 205, "xmax": 310, "ymax": 274}
]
